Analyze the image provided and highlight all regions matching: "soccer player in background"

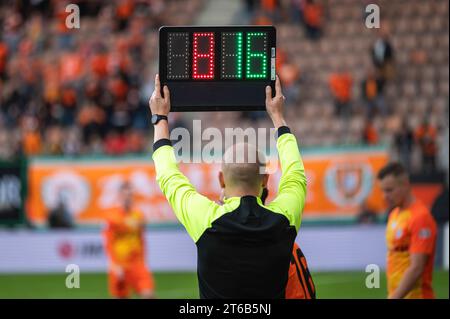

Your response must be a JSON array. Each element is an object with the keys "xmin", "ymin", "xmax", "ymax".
[
  {"xmin": 260, "ymin": 188, "xmax": 316, "ymax": 299},
  {"xmin": 286, "ymin": 242, "xmax": 316, "ymax": 299},
  {"xmin": 378, "ymin": 162, "xmax": 437, "ymax": 299},
  {"xmin": 103, "ymin": 181, "xmax": 155, "ymax": 299}
]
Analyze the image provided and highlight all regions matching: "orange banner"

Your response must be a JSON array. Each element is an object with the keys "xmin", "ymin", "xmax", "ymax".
[{"xmin": 27, "ymin": 148, "xmax": 388, "ymax": 225}]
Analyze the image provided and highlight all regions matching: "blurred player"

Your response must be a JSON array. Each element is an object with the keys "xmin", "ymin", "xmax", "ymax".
[
  {"xmin": 151, "ymin": 74, "xmax": 307, "ymax": 298},
  {"xmin": 103, "ymin": 181, "xmax": 155, "ymax": 299},
  {"xmin": 285, "ymin": 242, "xmax": 316, "ymax": 299},
  {"xmin": 260, "ymin": 188, "xmax": 316, "ymax": 299},
  {"xmin": 378, "ymin": 162, "xmax": 437, "ymax": 299}
]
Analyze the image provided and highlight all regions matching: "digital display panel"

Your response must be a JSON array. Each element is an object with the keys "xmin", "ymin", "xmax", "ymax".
[
  {"xmin": 193, "ymin": 32, "xmax": 215, "ymax": 80},
  {"xmin": 167, "ymin": 32, "xmax": 190, "ymax": 80},
  {"xmin": 159, "ymin": 26, "xmax": 276, "ymax": 111},
  {"xmin": 221, "ymin": 32, "xmax": 243, "ymax": 79}
]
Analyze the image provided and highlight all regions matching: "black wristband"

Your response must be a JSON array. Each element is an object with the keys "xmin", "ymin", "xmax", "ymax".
[
  {"xmin": 153, "ymin": 138, "xmax": 172, "ymax": 152},
  {"xmin": 276, "ymin": 126, "xmax": 291, "ymax": 139}
]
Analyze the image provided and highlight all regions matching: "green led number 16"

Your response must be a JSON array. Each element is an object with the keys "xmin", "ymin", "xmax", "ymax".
[
  {"xmin": 246, "ymin": 32, "xmax": 267, "ymax": 79},
  {"xmin": 220, "ymin": 32, "xmax": 268, "ymax": 79}
]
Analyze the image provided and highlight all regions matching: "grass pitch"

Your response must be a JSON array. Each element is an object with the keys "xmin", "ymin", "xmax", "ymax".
[{"xmin": 0, "ymin": 270, "xmax": 448, "ymax": 299}]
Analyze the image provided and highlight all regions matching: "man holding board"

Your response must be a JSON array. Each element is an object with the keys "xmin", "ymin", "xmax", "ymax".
[{"xmin": 149, "ymin": 73, "xmax": 307, "ymax": 298}]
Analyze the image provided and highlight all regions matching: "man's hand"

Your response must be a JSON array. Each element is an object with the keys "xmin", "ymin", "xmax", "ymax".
[
  {"xmin": 149, "ymin": 74, "xmax": 170, "ymax": 116},
  {"xmin": 149, "ymin": 74, "xmax": 171, "ymax": 142},
  {"xmin": 265, "ymin": 75, "xmax": 287, "ymax": 129}
]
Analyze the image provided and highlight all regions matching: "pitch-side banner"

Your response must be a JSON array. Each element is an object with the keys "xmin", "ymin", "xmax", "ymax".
[
  {"xmin": 0, "ymin": 162, "xmax": 24, "ymax": 224},
  {"xmin": 0, "ymin": 226, "xmax": 388, "ymax": 273},
  {"xmin": 27, "ymin": 148, "xmax": 388, "ymax": 225}
]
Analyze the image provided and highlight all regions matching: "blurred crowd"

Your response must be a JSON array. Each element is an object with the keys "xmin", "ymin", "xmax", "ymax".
[
  {"xmin": 0, "ymin": 0, "xmax": 203, "ymax": 159},
  {"xmin": 0, "ymin": 0, "xmax": 449, "ymax": 176},
  {"xmin": 241, "ymin": 0, "xmax": 448, "ymax": 175}
]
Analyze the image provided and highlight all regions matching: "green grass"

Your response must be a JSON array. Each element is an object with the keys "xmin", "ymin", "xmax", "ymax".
[
  {"xmin": 313, "ymin": 270, "xmax": 448, "ymax": 299},
  {"xmin": 0, "ymin": 271, "xmax": 447, "ymax": 299}
]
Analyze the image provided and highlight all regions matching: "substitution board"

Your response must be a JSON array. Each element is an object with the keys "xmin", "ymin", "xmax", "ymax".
[{"xmin": 159, "ymin": 26, "xmax": 276, "ymax": 111}]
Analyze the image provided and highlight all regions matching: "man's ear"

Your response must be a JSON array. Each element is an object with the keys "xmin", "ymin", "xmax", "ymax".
[
  {"xmin": 218, "ymin": 171, "xmax": 226, "ymax": 189},
  {"xmin": 261, "ymin": 174, "xmax": 269, "ymax": 188}
]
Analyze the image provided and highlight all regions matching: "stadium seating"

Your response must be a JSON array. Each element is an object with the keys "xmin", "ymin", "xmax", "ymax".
[
  {"xmin": 0, "ymin": 0, "xmax": 448, "ymax": 173},
  {"xmin": 269, "ymin": 0, "xmax": 448, "ymax": 172}
]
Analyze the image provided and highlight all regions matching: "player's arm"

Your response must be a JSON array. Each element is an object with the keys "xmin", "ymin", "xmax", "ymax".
[
  {"xmin": 388, "ymin": 253, "xmax": 428, "ymax": 299},
  {"xmin": 265, "ymin": 76, "xmax": 307, "ymax": 231},
  {"xmin": 103, "ymin": 219, "xmax": 125, "ymax": 279},
  {"xmin": 389, "ymin": 213, "xmax": 436, "ymax": 299},
  {"xmin": 150, "ymin": 75, "xmax": 219, "ymax": 242}
]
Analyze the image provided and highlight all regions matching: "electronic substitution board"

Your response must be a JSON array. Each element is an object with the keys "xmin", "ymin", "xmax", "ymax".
[{"xmin": 159, "ymin": 26, "xmax": 276, "ymax": 111}]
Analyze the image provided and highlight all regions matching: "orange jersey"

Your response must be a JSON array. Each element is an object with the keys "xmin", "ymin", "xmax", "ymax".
[
  {"xmin": 329, "ymin": 73, "xmax": 352, "ymax": 103},
  {"xmin": 108, "ymin": 262, "xmax": 154, "ymax": 298},
  {"xmin": 103, "ymin": 207, "xmax": 146, "ymax": 268},
  {"xmin": 285, "ymin": 243, "xmax": 316, "ymax": 299},
  {"xmin": 386, "ymin": 200, "xmax": 437, "ymax": 298}
]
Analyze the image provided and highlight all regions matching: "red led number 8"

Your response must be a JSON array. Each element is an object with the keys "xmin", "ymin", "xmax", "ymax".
[{"xmin": 193, "ymin": 32, "xmax": 215, "ymax": 79}]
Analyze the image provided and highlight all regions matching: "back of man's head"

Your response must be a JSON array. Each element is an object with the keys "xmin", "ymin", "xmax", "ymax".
[{"xmin": 221, "ymin": 143, "xmax": 267, "ymax": 190}]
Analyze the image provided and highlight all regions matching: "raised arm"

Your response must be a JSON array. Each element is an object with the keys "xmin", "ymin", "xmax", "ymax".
[
  {"xmin": 149, "ymin": 75, "xmax": 218, "ymax": 242},
  {"xmin": 265, "ymin": 76, "xmax": 307, "ymax": 231}
]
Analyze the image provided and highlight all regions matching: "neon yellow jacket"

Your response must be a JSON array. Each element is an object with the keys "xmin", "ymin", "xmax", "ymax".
[
  {"xmin": 153, "ymin": 128, "xmax": 307, "ymax": 298},
  {"xmin": 152, "ymin": 131, "xmax": 307, "ymax": 242}
]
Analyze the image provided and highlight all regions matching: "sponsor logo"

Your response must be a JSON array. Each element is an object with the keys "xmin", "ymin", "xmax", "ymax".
[
  {"xmin": 57, "ymin": 240, "xmax": 104, "ymax": 260},
  {"xmin": 325, "ymin": 162, "xmax": 373, "ymax": 206},
  {"xmin": 419, "ymin": 228, "xmax": 431, "ymax": 239}
]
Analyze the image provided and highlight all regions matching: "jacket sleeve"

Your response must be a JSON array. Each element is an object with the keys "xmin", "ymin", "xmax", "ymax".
[
  {"xmin": 152, "ymin": 142, "xmax": 219, "ymax": 242},
  {"xmin": 266, "ymin": 128, "xmax": 307, "ymax": 231}
]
